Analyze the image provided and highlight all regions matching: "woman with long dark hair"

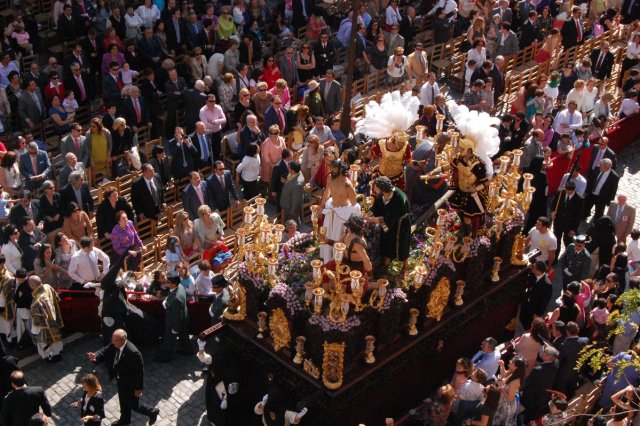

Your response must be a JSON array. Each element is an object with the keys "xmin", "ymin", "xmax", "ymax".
[
  {"xmin": 493, "ymin": 356, "xmax": 527, "ymax": 425},
  {"xmin": 514, "ymin": 317, "xmax": 548, "ymax": 376}
]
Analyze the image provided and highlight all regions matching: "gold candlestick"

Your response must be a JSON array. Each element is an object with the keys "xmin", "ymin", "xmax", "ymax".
[
  {"xmin": 364, "ymin": 335, "xmax": 376, "ymax": 364},
  {"xmin": 257, "ymin": 311, "xmax": 267, "ymax": 339},
  {"xmin": 454, "ymin": 280, "xmax": 466, "ymax": 306},
  {"xmin": 293, "ymin": 336, "xmax": 306, "ymax": 364},
  {"xmin": 408, "ymin": 308, "xmax": 419, "ymax": 336},
  {"xmin": 313, "ymin": 288, "xmax": 325, "ymax": 314},
  {"xmin": 491, "ymin": 257, "xmax": 503, "ymax": 282}
]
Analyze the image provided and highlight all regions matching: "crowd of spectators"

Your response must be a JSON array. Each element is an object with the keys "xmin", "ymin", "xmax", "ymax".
[{"xmin": 0, "ymin": 0, "xmax": 636, "ymax": 423}]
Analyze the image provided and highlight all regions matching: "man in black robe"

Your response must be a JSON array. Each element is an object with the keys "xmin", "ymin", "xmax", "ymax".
[{"xmin": 367, "ymin": 176, "xmax": 412, "ymax": 271}]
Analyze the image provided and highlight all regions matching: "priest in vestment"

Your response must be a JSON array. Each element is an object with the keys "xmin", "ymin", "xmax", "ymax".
[{"xmin": 29, "ymin": 276, "xmax": 64, "ymax": 361}]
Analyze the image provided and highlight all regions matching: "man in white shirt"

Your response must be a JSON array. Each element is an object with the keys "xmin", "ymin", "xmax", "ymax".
[
  {"xmin": 190, "ymin": 261, "xmax": 215, "ymax": 296},
  {"xmin": 309, "ymin": 116, "xmax": 336, "ymax": 148},
  {"xmin": 525, "ymin": 216, "xmax": 558, "ymax": 268},
  {"xmin": 68, "ymin": 236, "xmax": 110, "ymax": 289},
  {"xmin": 559, "ymin": 165, "xmax": 587, "ymax": 197},
  {"xmin": 471, "ymin": 337, "xmax": 501, "ymax": 378},
  {"xmin": 553, "ymin": 101, "xmax": 583, "ymax": 135},
  {"xmin": 419, "ymin": 72, "xmax": 439, "ymax": 106}
]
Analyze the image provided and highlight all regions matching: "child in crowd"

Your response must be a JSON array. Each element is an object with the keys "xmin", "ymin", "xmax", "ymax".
[
  {"xmin": 356, "ymin": 157, "xmax": 372, "ymax": 196},
  {"xmin": 62, "ymin": 91, "xmax": 79, "ymax": 118},
  {"xmin": 455, "ymin": 368, "xmax": 488, "ymax": 423},
  {"xmin": 590, "ymin": 297, "xmax": 610, "ymax": 341},
  {"xmin": 165, "ymin": 235, "xmax": 186, "ymax": 272},
  {"xmin": 544, "ymin": 71, "xmax": 560, "ymax": 114},
  {"xmin": 420, "ymin": 384, "xmax": 456, "ymax": 426},
  {"xmin": 542, "ymin": 146, "xmax": 554, "ymax": 170},
  {"xmin": 191, "ymin": 260, "xmax": 215, "ymax": 296},
  {"xmin": 330, "ymin": 118, "xmax": 346, "ymax": 151},
  {"xmin": 120, "ymin": 63, "xmax": 139, "ymax": 87},
  {"xmin": 0, "ymin": 184, "xmax": 14, "ymax": 224},
  {"xmin": 557, "ymin": 133, "xmax": 575, "ymax": 157},
  {"xmin": 177, "ymin": 262, "xmax": 195, "ymax": 294},
  {"xmin": 11, "ymin": 25, "xmax": 32, "ymax": 55},
  {"xmin": 542, "ymin": 395, "xmax": 568, "ymax": 425}
]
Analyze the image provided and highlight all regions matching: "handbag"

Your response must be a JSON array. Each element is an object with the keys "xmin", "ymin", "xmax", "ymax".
[{"xmin": 113, "ymin": 158, "xmax": 130, "ymax": 177}]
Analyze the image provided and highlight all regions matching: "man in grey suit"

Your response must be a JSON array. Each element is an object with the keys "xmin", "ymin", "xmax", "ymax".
[
  {"xmin": 57, "ymin": 153, "xmax": 86, "ymax": 188},
  {"xmin": 320, "ymin": 70, "xmax": 343, "ymax": 117},
  {"xmin": 495, "ymin": 22, "xmax": 519, "ymax": 57},
  {"xmin": 17, "ymin": 80, "xmax": 45, "ymax": 131},
  {"xmin": 59, "ymin": 123, "xmax": 91, "ymax": 166},
  {"xmin": 491, "ymin": 0, "xmax": 512, "ymax": 23},
  {"xmin": 385, "ymin": 24, "xmax": 405, "ymax": 56},
  {"xmin": 606, "ymin": 194, "xmax": 636, "ymax": 243},
  {"xmin": 278, "ymin": 47, "xmax": 299, "ymax": 88},
  {"xmin": 280, "ymin": 161, "xmax": 305, "ymax": 225},
  {"xmin": 183, "ymin": 80, "xmax": 208, "ymax": 134},
  {"xmin": 19, "ymin": 142, "xmax": 51, "ymax": 191},
  {"xmin": 181, "ymin": 171, "xmax": 215, "ymax": 220}
]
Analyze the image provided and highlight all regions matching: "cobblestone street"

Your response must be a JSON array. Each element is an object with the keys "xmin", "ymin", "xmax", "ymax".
[
  {"xmin": 17, "ymin": 139, "xmax": 640, "ymax": 426},
  {"xmin": 22, "ymin": 334, "xmax": 210, "ymax": 426}
]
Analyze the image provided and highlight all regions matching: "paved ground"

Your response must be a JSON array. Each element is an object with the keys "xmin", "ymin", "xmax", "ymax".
[
  {"xmin": 21, "ymin": 333, "xmax": 210, "ymax": 426},
  {"xmin": 15, "ymin": 139, "xmax": 640, "ymax": 425}
]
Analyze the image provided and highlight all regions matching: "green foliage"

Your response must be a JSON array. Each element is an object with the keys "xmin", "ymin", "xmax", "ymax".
[
  {"xmin": 575, "ymin": 344, "xmax": 611, "ymax": 376},
  {"xmin": 607, "ymin": 289, "xmax": 640, "ymax": 339}
]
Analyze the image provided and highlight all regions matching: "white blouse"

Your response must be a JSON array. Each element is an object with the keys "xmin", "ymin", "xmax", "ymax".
[
  {"xmin": 135, "ymin": 5, "xmax": 160, "ymax": 29},
  {"xmin": 627, "ymin": 42, "xmax": 640, "ymax": 60},
  {"xmin": 1, "ymin": 242, "xmax": 21, "ymax": 274},
  {"xmin": 236, "ymin": 155, "xmax": 261, "ymax": 181},
  {"xmin": 581, "ymin": 87, "xmax": 598, "ymax": 113}
]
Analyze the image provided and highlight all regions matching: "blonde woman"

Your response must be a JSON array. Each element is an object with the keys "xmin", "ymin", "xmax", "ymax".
[
  {"xmin": 193, "ymin": 204, "xmax": 226, "ymax": 264},
  {"xmin": 173, "ymin": 210, "xmax": 200, "ymax": 257},
  {"xmin": 301, "ymin": 134, "xmax": 324, "ymax": 180},
  {"xmin": 86, "ymin": 118, "xmax": 113, "ymax": 179},
  {"xmin": 219, "ymin": 73, "xmax": 235, "ymax": 114},
  {"xmin": 260, "ymin": 124, "xmax": 285, "ymax": 186},
  {"xmin": 291, "ymin": 105, "xmax": 313, "ymax": 152},
  {"xmin": 467, "ymin": 16, "xmax": 486, "ymax": 45},
  {"xmin": 190, "ymin": 47, "xmax": 209, "ymax": 82}
]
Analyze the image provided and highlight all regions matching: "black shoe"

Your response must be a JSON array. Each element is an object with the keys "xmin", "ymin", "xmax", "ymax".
[
  {"xmin": 149, "ymin": 409, "xmax": 159, "ymax": 425},
  {"xmin": 111, "ymin": 421, "xmax": 131, "ymax": 426}
]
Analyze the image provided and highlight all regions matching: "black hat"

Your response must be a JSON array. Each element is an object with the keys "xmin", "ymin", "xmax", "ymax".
[
  {"xmin": 167, "ymin": 271, "xmax": 180, "ymax": 284},
  {"xmin": 211, "ymin": 274, "xmax": 228, "ymax": 288},
  {"xmin": 565, "ymin": 180, "xmax": 576, "ymax": 190},
  {"xmin": 15, "ymin": 268, "xmax": 27, "ymax": 278}
]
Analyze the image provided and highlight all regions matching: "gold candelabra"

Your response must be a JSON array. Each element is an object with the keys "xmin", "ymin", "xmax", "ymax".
[{"xmin": 236, "ymin": 198, "xmax": 284, "ymax": 285}]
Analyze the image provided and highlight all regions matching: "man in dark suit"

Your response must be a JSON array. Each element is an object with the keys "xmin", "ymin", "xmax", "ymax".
[
  {"xmin": 57, "ymin": 4, "xmax": 80, "ymax": 42},
  {"xmin": 18, "ymin": 217, "xmax": 47, "ymax": 271},
  {"xmin": 164, "ymin": 69, "xmax": 187, "ymax": 138},
  {"xmin": 432, "ymin": 8, "xmax": 452, "ymax": 44},
  {"xmin": 292, "ymin": 0, "xmax": 314, "ymax": 32},
  {"xmin": 206, "ymin": 161, "xmax": 240, "ymax": 212},
  {"xmin": 519, "ymin": 10, "xmax": 541, "ymax": 48},
  {"xmin": 101, "ymin": 103, "xmax": 119, "ymax": 135},
  {"xmin": 521, "ymin": 345, "xmax": 559, "ymax": 423},
  {"xmin": 518, "ymin": 260, "xmax": 552, "ymax": 330},
  {"xmin": 491, "ymin": 0, "xmax": 513, "ymax": 23},
  {"xmin": 60, "ymin": 123, "xmax": 91, "ymax": 166},
  {"xmin": 590, "ymin": 41, "xmax": 615, "ymax": 81},
  {"xmin": 19, "ymin": 143, "xmax": 51, "ymax": 191},
  {"xmin": 8, "ymin": 191, "xmax": 39, "ymax": 226},
  {"xmin": 156, "ymin": 272, "xmax": 191, "ymax": 362},
  {"xmin": 131, "ymin": 163, "xmax": 165, "ymax": 221},
  {"xmin": 555, "ymin": 321, "xmax": 589, "ymax": 397},
  {"xmin": 185, "ymin": 12, "xmax": 205, "ymax": 50},
  {"xmin": 551, "ymin": 180, "xmax": 584, "ymax": 251},
  {"xmin": 17, "ymin": 80, "xmax": 45, "ymax": 132},
  {"xmin": 588, "ymin": 136, "xmax": 618, "ymax": 172},
  {"xmin": 584, "ymin": 157, "xmax": 619, "ymax": 220},
  {"xmin": 87, "ymin": 329, "xmax": 160, "ymax": 425},
  {"xmin": 137, "ymin": 27, "xmax": 165, "ymax": 69},
  {"xmin": 80, "ymin": 28, "xmax": 102, "ymax": 88},
  {"xmin": 60, "ymin": 171, "xmax": 94, "ymax": 214},
  {"xmin": 280, "ymin": 161, "xmax": 305, "ymax": 224},
  {"xmin": 495, "ymin": 22, "xmax": 519, "ymax": 57},
  {"xmin": 103, "ymin": 62, "xmax": 124, "ymax": 108},
  {"xmin": 621, "ymin": 0, "xmax": 639, "ymax": 24},
  {"xmin": 121, "ymin": 86, "xmax": 151, "ymax": 133},
  {"xmin": 314, "ymin": 32, "xmax": 337, "ymax": 76},
  {"xmin": 209, "ymin": 275, "xmax": 229, "ymax": 325},
  {"xmin": 270, "ymin": 150, "xmax": 291, "ymax": 212},
  {"xmin": 66, "ymin": 63, "xmax": 94, "ymax": 106},
  {"xmin": 22, "ymin": 63, "xmax": 46, "ymax": 93},
  {"xmin": 183, "ymin": 81, "xmax": 208, "ymax": 134},
  {"xmin": 139, "ymin": 69, "xmax": 163, "ymax": 138},
  {"xmin": 190, "ymin": 121, "xmax": 213, "ymax": 169},
  {"xmin": 263, "ymin": 97, "xmax": 287, "ymax": 134},
  {"xmin": 320, "ymin": 70, "xmax": 343, "ymax": 117},
  {"xmin": 181, "ymin": 171, "xmax": 214, "ymax": 220},
  {"xmin": 66, "ymin": 43, "xmax": 89, "ymax": 76},
  {"xmin": 561, "ymin": 7, "xmax": 584, "ymax": 49},
  {"xmin": 0, "ymin": 371, "xmax": 51, "ymax": 426},
  {"xmin": 165, "ymin": 8, "xmax": 188, "ymax": 53},
  {"xmin": 167, "ymin": 127, "xmax": 197, "ymax": 179},
  {"xmin": 278, "ymin": 47, "xmax": 299, "ymax": 88}
]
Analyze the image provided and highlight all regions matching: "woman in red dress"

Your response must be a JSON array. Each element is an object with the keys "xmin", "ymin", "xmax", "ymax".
[{"xmin": 259, "ymin": 56, "xmax": 282, "ymax": 89}]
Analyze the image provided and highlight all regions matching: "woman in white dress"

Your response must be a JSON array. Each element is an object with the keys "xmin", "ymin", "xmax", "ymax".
[{"xmin": 1, "ymin": 224, "xmax": 22, "ymax": 274}]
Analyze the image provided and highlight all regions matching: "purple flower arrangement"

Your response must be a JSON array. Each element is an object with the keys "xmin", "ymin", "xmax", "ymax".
[
  {"xmin": 504, "ymin": 209, "xmax": 524, "ymax": 232},
  {"xmin": 424, "ymin": 257, "xmax": 456, "ymax": 287},
  {"xmin": 308, "ymin": 313, "xmax": 362, "ymax": 332},
  {"xmin": 276, "ymin": 251, "xmax": 313, "ymax": 285},
  {"xmin": 469, "ymin": 236, "xmax": 491, "ymax": 258},
  {"xmin": 378, "ymin": 287, "xmax": 408, "ymax": 312},
  {"xmin": 268, "ymin": 283, "xmax": 304, "ymax": 316},
  {"xmin": 284, "ymin": 232, "xmax": 316, "ymax": 251},
  {"xmin": 237, "ymin": 262, "xmax": 269, "ymax": 290}
]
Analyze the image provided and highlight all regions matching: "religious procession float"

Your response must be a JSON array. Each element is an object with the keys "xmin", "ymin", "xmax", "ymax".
[{"xmin": 216, "ymin": 92, "xmax": 538, "ymax": 425}]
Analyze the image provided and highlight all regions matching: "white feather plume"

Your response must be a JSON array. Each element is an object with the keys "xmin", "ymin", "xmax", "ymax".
[
  {"xmin": 446, "ymin": 100, "xmax": 501, "ymax": 178},
  {"xmin": 356, "ymin": 91, "xmax": 420, "ymax": 139}
]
